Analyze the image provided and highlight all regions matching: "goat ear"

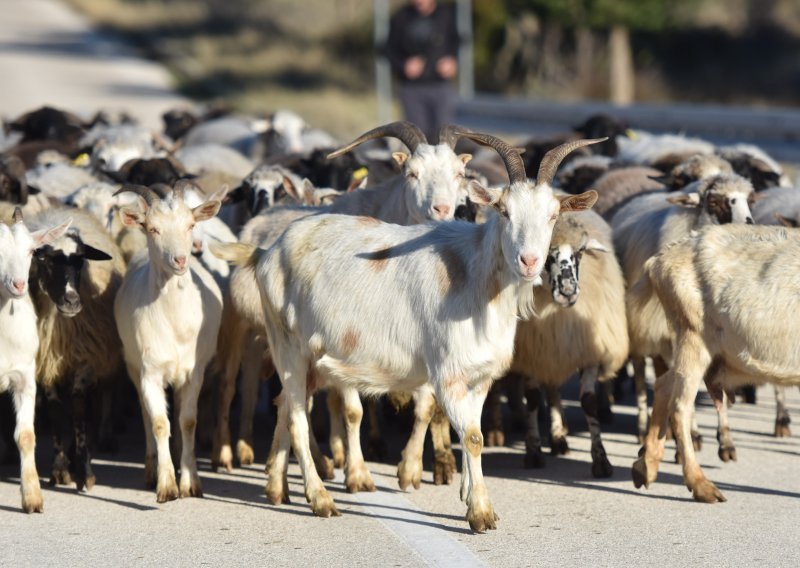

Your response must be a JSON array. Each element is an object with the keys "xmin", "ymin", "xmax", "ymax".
[
  {"xmin": 582, "ymin": 238, "xmax": 609, "ymax": 254},
  {"xmin": 227, "ymin": 183, "xmax": 248, "ymax": 203},
  {"xmin": 301, "ymin": 179, "xmax": 315, "ymax": 206},
  {"xmin": 82, "ymin": 244, "xmax": 113, "ymax": 261},
  {"xmin": 775, "ymin": 213, "xmax": 798, "ymax": 228},
  {"xmin": 467, "ymin": 180, "xmax": 502, "ymax": 206},
  {"xmin": 192, "ymin": 197, "xmax": 222, "ymax": 222},
  {"xmin": 666, "ymin": 193, "xmax": 700, "ymax": 208},
  {"xmin": 119, "ymin": 205, "xmax": 145, "ymax": 227},
  {"xmin": 458, "ymin": 153, "xmax": 472, "ymax": 165},
  {"xmin": 560, "ymin": 190, "xmax": 597, "ymax": 212},
  {"xmin": 392, "ymin": 152, "xmax": 408, "ymax": 167},
  {"xmin": 31, "ymin": 219, "xmax": 72, "ymax": 249},
  {"xmin": 282, "ymin": 175, "xmax": 301, "ymax": 202}
]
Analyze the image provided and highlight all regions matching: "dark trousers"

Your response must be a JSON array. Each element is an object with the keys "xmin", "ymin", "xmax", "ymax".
[{"xmin": 398, "ymin": 82, "xmax": 457, "ymax": 142}]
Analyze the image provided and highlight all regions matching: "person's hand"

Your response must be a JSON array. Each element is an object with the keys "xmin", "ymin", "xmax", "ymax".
[
  {"xmin": 404, "ymin": 56, "xmax": 426, "ymax": 80},
  {"xmin": 436, "ymin": 56, "xmax": 457, "ymax": 79}
]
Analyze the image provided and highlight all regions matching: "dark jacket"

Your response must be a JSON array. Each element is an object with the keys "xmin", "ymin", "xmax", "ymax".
[{"xmin": 385, "ymin": 3, "xmax": 460, "ymax": 84}]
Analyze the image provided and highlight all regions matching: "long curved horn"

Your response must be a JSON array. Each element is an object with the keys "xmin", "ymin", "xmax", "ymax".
[
  {"xmin": 437, "ymin": 124, "xmax": 462, "ymax": 149},
  {"xmin": 172, "ymin": 178, "xmax": 198, "ymax": 201},
  {"xmin": 327, "ymin": 121, "xmax": 426, "ymax": 160},
  {"xmin": 448, "ymin": 128, "xmax": 527, "ymax": 184},
  {"xmin": 536, "ymin": 138, "xmax": 608, "ymax": 187},
  {"xmin": 113, "ymin": 184, "xmax": 161, "ymax": 207}
]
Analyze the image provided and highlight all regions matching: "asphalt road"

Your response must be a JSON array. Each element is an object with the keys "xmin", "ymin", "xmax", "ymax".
[
  {"xmin": 1, "ymin": 2, "xmax": 800, "ymax": 567},
  {"xmin": 2, "ymin": 382, "xmax": 799, "ymax": 568},
  {"xmin": 0, "ymin": 0, "xmax": 184, "ymax": 129}
]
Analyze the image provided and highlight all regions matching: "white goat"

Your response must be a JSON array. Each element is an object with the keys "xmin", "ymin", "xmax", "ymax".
[
  {"xmin": 632, "ymin": 224, "xmax": 800, "ymax": 503},
  {"xmin": 0, "ymin": 208, "xmax": 72, "ymax": 512},
  {"xmin": 113, "ymin": 181, "xmax": 225, "ymax": 502},
  {"xmin": 244, "ymin": 132, "xmax": 600, "ymax": 531},
  {"xmin": 211, "ymin": 122, "xmax": 473, "ymax": 476}
]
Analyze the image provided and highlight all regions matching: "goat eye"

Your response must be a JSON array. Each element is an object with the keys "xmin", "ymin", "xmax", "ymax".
[
  {"xmin": 550, "ymin": 214, "xmax": 558, "ymax": 222},
  {"xmin": 188, "ymin": 224, "xmax": 195, "ymax": 231},
  {"xmin": 148, "ymin": 227, "xmax": 159, "ymax": 235},
  {"xmin": 731, "ymin": 198, "xmax": 737, "ymax": 205}
]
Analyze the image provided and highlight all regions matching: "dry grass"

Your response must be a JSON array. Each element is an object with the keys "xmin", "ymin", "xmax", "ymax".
[{"xmin": 67, "ymin": 0, "xmax": 386, "ymax": 138}]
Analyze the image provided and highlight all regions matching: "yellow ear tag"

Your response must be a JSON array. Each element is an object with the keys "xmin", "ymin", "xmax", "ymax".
[
  {"xmin": 625, "ymin": 129, "xmax": 637, "ymax": 140},
  {"xmin": 351, "ymin": 167, "xmax": 368, "ymax": 182},
  {"xmin": 72, "ymin": 153, "xmax": 90, "ymax": 167}
]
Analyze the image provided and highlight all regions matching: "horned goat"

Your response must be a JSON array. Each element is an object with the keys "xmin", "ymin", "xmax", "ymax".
[
  {"xmin": 113, "ymin": 181, "xmax": 225, "ymax": 502},
  {"xmin": 242, "ymin": 131, "xmax": 600, "ymax": 531},
  {"xmin": 211, "ymin": 122, "xmax": 475, "ymax": 478}
]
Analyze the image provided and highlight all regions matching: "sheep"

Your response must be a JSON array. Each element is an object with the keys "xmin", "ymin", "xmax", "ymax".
[
  {"xmin": 616, "ymin": 131, "xmax": 715, "ymax": 172},
  {"xmin": 0, "ymin": 207, "xmax": 72, "ymax": 512},
  {"xmin": 1, "ymin": 156, "xmax": 36, "ymax": 204},
  {"xmin": 262, "ymin": 109, "xmax": 337, "ymax": 157},
  {"xmin": 174, "ymin": 144, "xmax": 254, "ymax": 180},
  {"xmin": 25, "ymin": 161, "xmax": 99, "ymax": 200},
  {"xmin": 82, "ymin": 124, "xmax": 162, "ymax": 172},
  {"xmin": 750, "ymin": 186, "xmax": 800, "ymax": 437},
  {"xmin": 631, "ymin": 224, "xmax": 800, "ymax": 503},
  {"xmin": 614, "ymin": 174, "xmax": 756, "ymax": 449},
  {"xmin": 113, "ymin": 181, "xmax": 226, "ymax": 502},
  {"xmin": 26, "ymin": 207, "xmax": 125, "ymax": 491},
  {"xmin": 716, "ymin": 143, "xmax": 790, "ymax": 191},
  {"xmin": 239, "ymin": 131, "xmax": 600, "ymax": 531},
  {"xmin": 507, "ymin": 209, "xmax": 628, "ymax": 477},
  {"xmin": 210, "ymin": 121, "xmax": 475, "ymax": 474}
]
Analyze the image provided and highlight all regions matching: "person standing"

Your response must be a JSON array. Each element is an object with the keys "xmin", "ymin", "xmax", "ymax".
[{"xmin": 385, "ymin": 0, "xmax": 460, "ymax": 140}]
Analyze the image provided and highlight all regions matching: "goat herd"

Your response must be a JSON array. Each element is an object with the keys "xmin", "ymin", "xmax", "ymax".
[{"xmin": 0, "ymin": 105, "xmax": 798, "ymax": 532}]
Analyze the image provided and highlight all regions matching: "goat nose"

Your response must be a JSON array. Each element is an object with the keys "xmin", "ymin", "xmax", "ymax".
[
  {"xmin": 520, "ymin": 254, "xmax": 540, "ymax": 269},
  {"xmin": 12, "ymin": 279, "xmax": 25, "ymax": 293},
  {"xmin": 432, "ymin": 204, "xmax": 451, "ymax": 219},
  {"xmin": 746, "ymin": 217, "xmax": 754, "ymax": 225},
  {"xmin": 64, "ymin": 290, "xmax": 80, "ymax": 305},
  {"xmin": 173, "ymin": 255, "xmax": 188, "ymax": 268}
]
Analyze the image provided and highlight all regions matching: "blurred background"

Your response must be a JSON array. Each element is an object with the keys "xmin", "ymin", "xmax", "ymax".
[{"xmin": 59, "ymin": 0, "xmax": 800, "ymax": 137}]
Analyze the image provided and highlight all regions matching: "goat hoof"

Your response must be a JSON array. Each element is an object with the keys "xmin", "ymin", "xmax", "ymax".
[
  {"xmin": 50, "ymin": 468, "xmax": 72, "ymax": 487},
  {"xmin": 22, "ymin": 489, "xmax": 44, "ymax": 514},
  {"xmin": 75, "ymin": 473, "xmax": 96, "ymax": 492},
  {"xmin": 345, "ymin": 465, "xmax": 376, "ymax": 493},
  {"xmin": 774, "ymin": 418, "xmax": 791, "ymax": 438},
  {"xmin": 591, "ymin": 452, "xmax": 613, "ymax": 479},
  {"xmin": 397, "ymin": 457, "xmax": 423, "ymax": 491},
  {"xmin": 524, "ymin": 448, "xmax": 546, "ymax": 469},
  {"xmin": 310, "ymin": 492, "xmax": 340, "ymax": 518},
  {"xmin": 692, "ymin": 480, "xmax": 726, "ymax": 503},
  {"xmin": 366, "ymin": 438, "xmax": 388, "ymax": 462},
  {"xmin": 179, "ymin": 476, "xmax": 203, "ymax": 498},
  {"xmin": 550, "ymin": 436, "xmax": 569, "ymax": 456},
  {"xmin": 314, "ymin": 455, "xmax": 335, "ymax": 481},
  {"xmin": 485, "ymin": 429, "xmax": 505, "ymax": 447},
  {"xmin": 466, "ymin": 502, "xmax": 498, "ymax": 533},
  {"xmin": 265, "ymin": 482, "xmax": 291, "ymax": 505},
  {"xmin": 156, "ymin": 483, "xmax": 179, "ymax": 503},
  {"xmin": 718, "ymin": 445, "xmax": 737, "ymax": 463},
  {"xmin": 212, "ymin": 444, "xmax": 234, "ymax": 472},
  {"xmin": 631, "ymin": 457, "xmax": 653, "ymax": 489},
  {"xmin": 236, "ymin": 440, "xmax": 255, "ymax": 466},
  {"xmin": 433, "ymin": 450, "xmax": 456, "ymax": 486},
  {"xmin": 691, "ymin": 433, "xmax": 703, "ymax": 452}
]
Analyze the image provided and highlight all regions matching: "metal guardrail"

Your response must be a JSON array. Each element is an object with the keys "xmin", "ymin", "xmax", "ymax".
[{"xmin": 456, "ymin": 95, "xmax": 800, "ymax": 163}]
